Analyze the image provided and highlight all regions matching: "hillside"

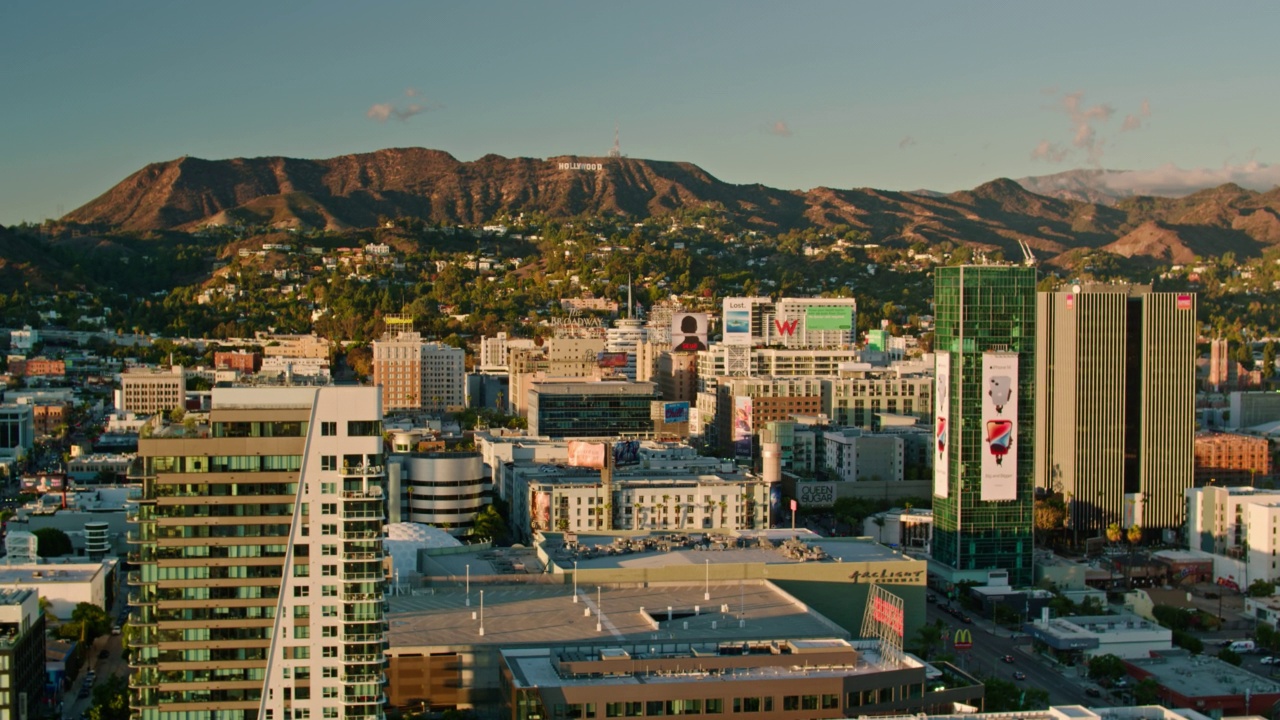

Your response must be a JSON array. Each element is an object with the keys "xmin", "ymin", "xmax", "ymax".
[{"xmin": 58, "ymin": 148, "xmax": 1280, "ymax": 265}]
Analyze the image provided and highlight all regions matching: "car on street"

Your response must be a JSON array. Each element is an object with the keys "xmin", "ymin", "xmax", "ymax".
[
  {"xmin": 961, "ymin": 615, "xmax": 973, "ymax": 624},
  {"xmin": 1263, "ymin": 656, "xmax": 1278, "ymax": 665},
  {"xmin": 97, "ymin": 649, "xmax": 109, "ymax": 660},
  {"xmin": 1013, "ymin": 672, "xmax": 1026, "ymax": 681},
  {"xmin": 1085, "ymin": 688, "xmax": 1102, "ymax": 698},
  {"xmin": 1001, "ymin": 655, "xmax": 1014, "ymax": 663},
  {"xmin": 926, "ymin": 594, "xmax": 937, "ymax": 604}
]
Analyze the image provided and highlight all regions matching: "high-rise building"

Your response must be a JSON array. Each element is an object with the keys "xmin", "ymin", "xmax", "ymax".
[
  {"xmin": 128, "ymin": 387, "xmax": 388, "ymax": 720},
  {"xmin": 932, "ymin": 265, "xmax": 1037, "ymax": 585},
  {"xmin": 373, "ymin": 330, "xmax": 465, "ymax": 413},
  {"xmin": 1035, "ymin": 285, "xmax": 1196, "ymax": 535}
]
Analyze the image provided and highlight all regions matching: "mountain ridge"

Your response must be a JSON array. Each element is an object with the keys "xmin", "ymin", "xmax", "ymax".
[{"xmin": 60, "ymin": 148, "xmax": 1280, "ymax": 266}]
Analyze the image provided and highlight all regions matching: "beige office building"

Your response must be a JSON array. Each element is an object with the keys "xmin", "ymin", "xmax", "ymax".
[
  {"xmin": 1035, "ymin": 286, "xmax": 1196, "ymax": 534},
  {"xmin": 119, "ymin": 367, "xmax": 186, "ymax": 416}
]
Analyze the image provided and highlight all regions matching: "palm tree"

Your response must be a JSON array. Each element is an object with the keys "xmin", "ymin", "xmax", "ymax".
[
  {"xmin": 1127, "ymin": 524, "xmax": 1142, "ymax": 545},
  {"xmin": 1105, "ymin": 522, "xmax": 1122, "ymax": 544}
]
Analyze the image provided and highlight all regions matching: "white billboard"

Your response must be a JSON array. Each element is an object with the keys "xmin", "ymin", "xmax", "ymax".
[
  {"xmin": 723, "ymin": 298, "xmax": 753, "ymax": 346},
  {"xmin": 933, "ymin": 351, "xmax": 950, "ymax": 499},
  {"xmin": 671, "ymin": 313, "xmax": 709, "ymax": 352},
  {"xmin": 980, "ymin": 352, "xmax": 1018, "ymax": 501}
]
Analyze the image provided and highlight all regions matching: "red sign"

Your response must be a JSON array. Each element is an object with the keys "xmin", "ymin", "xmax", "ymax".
[
  {"xmin": 1177, "ymin": 294, "xmax": 1192, "ymax": 310},
  {"xmin": 954, "ymin": 628, "xmax": 973, "ymax": 650},
  {"xmin": 790, "ymin": 499, "xmax": 797, "ymax": 512},
  {"xmin": 872, "ymin": 596, "xmax": 904, "ymax": 637},
  {"xmin": 774, "ymin": 319, "xmax": 799, "ymax": 336},
  {"xmin": 1065, "ymin": 294, "xmax": 1074, "ymax": 311}
]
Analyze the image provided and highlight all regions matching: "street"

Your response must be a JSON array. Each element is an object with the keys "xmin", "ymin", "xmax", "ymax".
[{"xmin": 924, "ymin": 602, "xmax": 1100, "ymax": 707}]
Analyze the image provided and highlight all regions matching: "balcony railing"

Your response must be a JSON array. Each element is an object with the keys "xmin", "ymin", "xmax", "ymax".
[
  {"xmin": 343, "ymin": 487, "xmax": 384, "ymax": 499},
  {"xmin": 343, "ymin": 592, "xmax": 381, "ymax": 602},
  {"xmin": 342, "ymin": 509, "xmax": 384, "ymax": 520},
  {"xmin": 342, "ymin": 530, "xmax": 380, "ymax": 540},
  {"xmin": 339, "ymin": 465, "xmax": 385, "ymax": 477}
]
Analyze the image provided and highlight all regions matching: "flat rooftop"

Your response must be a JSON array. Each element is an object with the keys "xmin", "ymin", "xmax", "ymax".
[
  {"xmin": 1127, "ymin": 651, "xmax": 1280, "ymax": 697},
  {"xmin": 386, "ymin": 581, "xmax": 848, "ymax": 650},
  {"xmin": 0, "ymin": 565, "xmax": 102, "ymax": 583},
  {"xmin": 503, "ymin": 638, "xmax": 899, "ymax": 689},
  {"xmin": 550, "ymin": 532, "xmax": 904, "ymax": 572}
]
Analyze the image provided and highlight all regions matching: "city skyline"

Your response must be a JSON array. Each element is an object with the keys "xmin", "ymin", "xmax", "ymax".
[{"xmin": 3, "ymin": 1, "xmax": 1280, "ymax": 226}]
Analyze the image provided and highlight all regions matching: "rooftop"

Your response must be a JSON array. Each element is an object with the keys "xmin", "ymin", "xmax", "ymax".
[
  {"xmin": 386, "ymin": 581, "xmax": 847, "ymax": 650},
  {"xmin": 0, "ymin": 564, "xmax": 103, "ymax": 584},
  {"xmin": 1127, "ymin": 650, "xmax": 1280, "ymax": 697},
  {"xmin": 545, "ymin": 532, "xmax": 904, "ymax": 571}
]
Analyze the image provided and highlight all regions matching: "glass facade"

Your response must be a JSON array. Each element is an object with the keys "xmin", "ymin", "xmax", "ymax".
[{"xmin": 932, "ymin": 266, "xmax": 1036, "ymax": 585}]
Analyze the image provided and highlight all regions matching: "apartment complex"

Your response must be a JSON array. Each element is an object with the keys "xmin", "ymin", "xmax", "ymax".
[
  {"xmin": 128, "ymin": 386, "xmax": 388, "ymax": 720},
  {"xmin": 1035, "ymin": 286, "xmax": 1196, "ymax": 533},
  {"xmin": 119, "ymin": 367, "xmax": 186, "ymax": 416},
  {"xmin": 1194, "ymin": 431, "xmax": 1272, "ymax": 485},
  {"xmin": 372, "ymin": 330, "xmax": 466, "ymax": 414},
  {"xmin": 932, "ymin": 265, "xmax": 1037, "ymax": 585}
]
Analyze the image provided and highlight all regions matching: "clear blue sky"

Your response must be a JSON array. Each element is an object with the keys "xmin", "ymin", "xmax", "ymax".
[{"xmin": 1, "ymin": 1, "xmax": 1276, "ymax": 225}]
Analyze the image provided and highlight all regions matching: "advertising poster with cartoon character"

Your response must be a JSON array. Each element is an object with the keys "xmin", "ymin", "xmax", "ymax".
[
  {"xmin": 933, "ymin": 351, "xmax": 950, "ymax": 499},
  {"xmin": 981, "ymin": 352, "xmax": 1018, "ymax": 501}
]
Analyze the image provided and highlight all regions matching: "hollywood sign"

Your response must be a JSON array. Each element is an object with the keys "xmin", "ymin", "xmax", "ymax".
[{"xmin": 558, "ymin": 162, "xmax": 603, "ymax": 171}]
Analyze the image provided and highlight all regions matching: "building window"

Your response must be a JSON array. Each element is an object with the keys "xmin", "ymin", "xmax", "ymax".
[
  {"xmin": 322, "ymin": 544, "xmax": 337, "ymax": 556},
  {"xmin": 322, "ymin": 646, "xmax": 338, "ymax": 658},
  {"xmin": 293, "ymin": 586, "xmax": 309, "ymax": 598},
  {"xmin": 321, "ymin": 422, "xmax": 337, "ymax": 436},
  {"xmin": 322, "ymin": 564, "xmax": 337, "ymax": 577},
  {"xmin": 323, "ymin": 666, "xmax": 338, "ymax": 678},
  {"xmin": 322, "ymin": 585, "xmax": 337, "ymax": 597},
  {"xmin": 322, "ymin": 625, "xmax": 337, "ymax": 637},
  {"xmin": 321, "ymin": 456, "xmax": 337, "ymax": 471}
]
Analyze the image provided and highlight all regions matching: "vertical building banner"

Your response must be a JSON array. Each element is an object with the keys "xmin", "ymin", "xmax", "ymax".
[
  {"xmin": 981, "ymin": 352, "xmax": 1018, "ymax": 501},
  {"xmin": 733, "ymin": 395, "xmax": 753, "ymax": 460},
  {"xmin": 934, "ymin": 351, "xmax": 951, "ymax": 498}
]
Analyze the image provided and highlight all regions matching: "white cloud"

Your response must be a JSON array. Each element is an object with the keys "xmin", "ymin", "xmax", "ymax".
[
  {"xmin": 767, "ymin": 120, "xmax": 792, "ymax": 138},
  {"xmin": 1121, "ymin": 98, "xmax": 1152, "ymax": 132},
  {"xmin": 366, "ymin": 97, "xmax": 434, "ymax": 123},
  {"xmin": 1101, "ymin": 161, "xmax": 1280, "ymax": 196},
  {"xmin": 1031, "ymin": 140, "xmax": 1069, "ymax": 163}
]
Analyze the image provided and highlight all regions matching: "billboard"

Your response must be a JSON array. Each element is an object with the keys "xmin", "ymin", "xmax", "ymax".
[
  {"xmin": 567, "ymin": 440, "xmax": 607, "ymax": 469},
  {"xmin": 612, "ymin": 440, "xmax": 640, "ymax": 467},
  {"xmin": 723, "ymin": 298, "xmax": 753, "ymax": 346},
  {"xmin": 532, "ymin": 491, "xmax": 551, "ymax": 531},
  {"xmin": 663, "ymin": 401, "xmax": 690, "ymax": 424},
  {"xmin": 872, "ymin": 595, "xmax": 905, "ymax": 637},
  {"xmin": 597, "ymin": 352, "xmax": 628, "ymax": 368},
  {"xmin": 671, "ymin": 313, "xmax": 709, "ymax": 352},
  {"xmin": 732, "ymin": 395, "xmax": 753, "ymax": 459},
  {"xmin": 933, "ymin": 351, "xmax": 951, "ymax": 499},
  {"xmin": 805, "ymin": 306, "xmax": 853, "ymax": 331},
  {"xmin": 980, "ymin": 352, "xmax": 1018, "ymax": 501}
]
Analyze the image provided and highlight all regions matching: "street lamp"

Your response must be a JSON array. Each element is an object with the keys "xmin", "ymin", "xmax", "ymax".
[
  {"xmin": 478, "ymin": 590, "xmax": 485, "ymax": 636},
  {"xmin": 704, "ymin": 558, "xmax": 710, "ymax": 601},
  {"xmin": 466, "ymin": 564, "xmax": 470, "ymax": 607},
  {"xmin": 573, "ymin": 560, "xmax": 579, "ymax": 603}
]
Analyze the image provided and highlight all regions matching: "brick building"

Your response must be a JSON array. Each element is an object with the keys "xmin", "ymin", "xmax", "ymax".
[{"xmin": 1194, "ymin": 430, "xmax": 1272, "ymax": 485}]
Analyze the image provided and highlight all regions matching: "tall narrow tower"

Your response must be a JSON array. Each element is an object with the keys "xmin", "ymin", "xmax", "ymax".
[
  {"xmin": 932, "ymin": 265, "xmax": 1037, "ymax": 586},
  {"xmin": 1035, "ymin": 285, "xmax": 1196, "ymax": 536},
  {"xmin": 128, "ymin": 387, "xmax": 389, "ymax": 720}
]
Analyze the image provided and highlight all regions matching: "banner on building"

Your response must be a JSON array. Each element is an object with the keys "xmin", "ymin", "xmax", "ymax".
[
  {"xmin": 533, "ymin": 491, "xmax": 551, "ymax": 531},
  {"xmin": 723, "ymin": 298, "xmax": 753, "ymax": 346},
  {"xmin": 612, "ymin": 440, "xmax": 640, "ymax": 467},
  {"xmin": 933, "ymin": 351, "xmax": 951, "ymax": 499},
  {"xmin": 663, "ymin": 401, "xmax": 690, "ymax": 424},
  {"xmin": 798, "ymin": 482, "xmax": 837, "ymax": 507},
  {"xmin": 567, "ymin": 440, "xmax": 607, "ymax": 469},
  {"xmin": 671, "ymin": 313, "xmax": 709, "ymax": 352},
  {"xmin": 805, "ymin": 306, "xmax": 853, "ymax": 331},
  {"xmin": 733, "ymin": 395, "xmax": 753, "ymax": 459},
  {"xmin": 980, "ymin": 352, "xmax": 1018, "ymax": 501},
  {"xmin": 597, "ymin": 351, "xmax": 628, "ymax": 368},
  {"xmin": 1122, "ymin": 492, "xmax": 1144, "ymax": 529}
]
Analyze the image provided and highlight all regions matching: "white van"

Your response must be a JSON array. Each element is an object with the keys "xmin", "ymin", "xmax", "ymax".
[{"xmin": 1229, "ymin": 640, "xmax": 1256, "ymax": 653}]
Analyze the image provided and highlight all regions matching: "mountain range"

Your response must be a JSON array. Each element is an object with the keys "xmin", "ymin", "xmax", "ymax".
[{"xmin": 60, "ymin": 148, "xmax": 1280, "ymax": 266}]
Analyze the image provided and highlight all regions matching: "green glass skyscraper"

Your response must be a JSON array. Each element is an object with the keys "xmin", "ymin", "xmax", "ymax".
[{"xmin": 932, "ymin": 265, "xmax": 1036, "ymax": 586}]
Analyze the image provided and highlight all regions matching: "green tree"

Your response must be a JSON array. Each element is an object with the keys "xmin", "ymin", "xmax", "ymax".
[
  {"xmin": 59, "ymin": 602, "xmax": 112, "ymax": 642},
  {"xmin": 1172, "ymin": 630, "xmax": 1203, "ymax": 653},
  {"xmin": 911, "ymin": 619, "xmax": 945, "ymax": 659},
  {"xmin": 471, "ymin": 505, "xmax": 509, "ymax": 543},
  {"xmin": 982, "ymin": 677, "xmax": 1049, "ymax": 712},
  {"xmin": 1248, "ymin": 579, "xmax": 1275, "ymax": 597},
  {"xmin": 1264, "ymin": 341, "xmax": 1277, "ymax": 379},
  {"xmin": 1236, "ymin": 344, "xmax": 1255, "ymax": 371},
  {"xmin": 87, "ymin": 673, "xmax": 129, "ymax": 720},
  {"xmin": 1133, "ymin": 677, "xmax": 1161, "ymax": 705},
  {"xmin": 33, "ymin": 527, "xmax": 73, "ymax": 557},
  {"xmin": 1087, "ymin": 654, "xmax": 1125, "ymax": 683},
  {"xmin": 1218, "ymin": 647, "xmax": 1243, "ymax": 666}
]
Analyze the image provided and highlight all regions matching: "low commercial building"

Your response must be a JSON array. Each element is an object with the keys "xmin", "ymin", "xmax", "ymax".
[
  {"xmin": 527, "ymin": 380, "xmax": 660, "ymax": 439},
  {"xmin": 1123, "ymin": 649, "xmax": 1280, "ymax": 716},
  {"xmin": 1024, "ymin": 612, "xmax": 1171, "ymax": 662},
  {"xmin": 387, "ymin": 451, "xmax": 491, "ymax": 535},
  {"xmin": 1193, "ymin": 430, "xmax": 1271, "ymax": 485},
  {"xmin": 117, "ymin": 366, "xmax": 185, "ymax": 416},
  {"xmin": 0, "ymin": 563, "xmax": 116, "ymax": 620},
  {"xmin": 500, "ymin": 639, "xmax": 982, "ymax": 720}
]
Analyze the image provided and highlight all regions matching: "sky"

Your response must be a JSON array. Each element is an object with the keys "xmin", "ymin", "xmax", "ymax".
[{"xmin": 2, "ymin": 1, "xmax": 1278, "ymax": 226}]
